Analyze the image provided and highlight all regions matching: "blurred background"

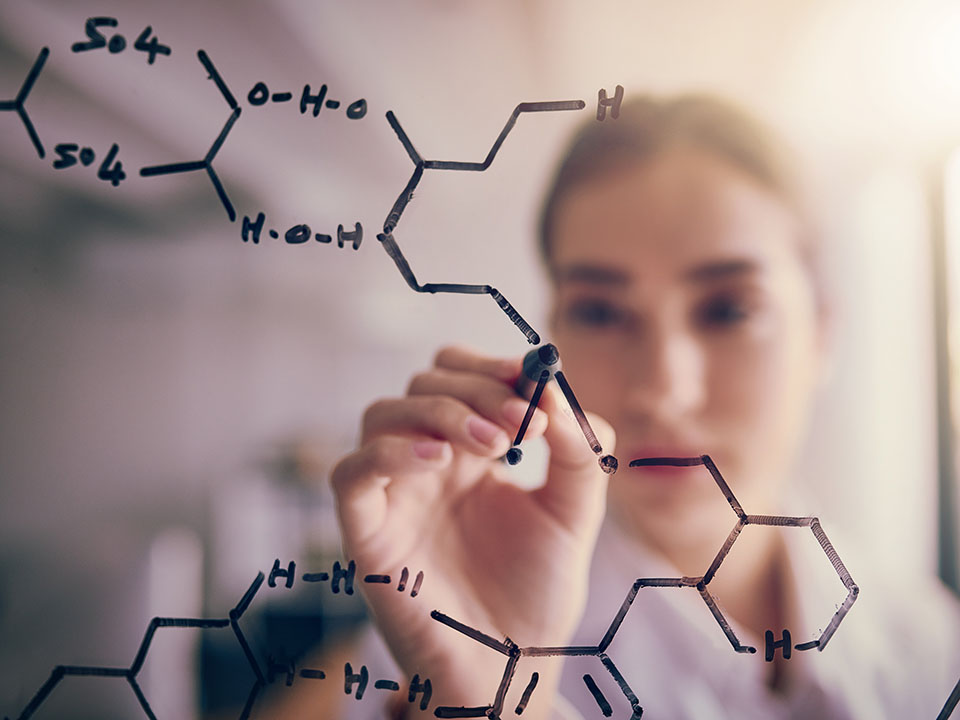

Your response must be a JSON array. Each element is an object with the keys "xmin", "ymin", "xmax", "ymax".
[{"xmin": 1, "ymin": 0, "xmax": 960, "ymax": 717}]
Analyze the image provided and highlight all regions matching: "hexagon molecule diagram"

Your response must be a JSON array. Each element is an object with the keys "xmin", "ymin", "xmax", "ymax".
[
  {"xmin": 624, "ymin": 455, "xmax": 859, "ymax": 658},
  {"xmin": 5, "ymin": 597, "xmax": 246, "ymax": 720},
  {"xmin": 429, "ymin": 455, "xmax": 860, "ymax": 719},
  {"xmin": 428, "ymin": 609, "xmax": 643, "ymax": 719},
  {"xmin": 4, "ymin": 569, "xmax": 282, "ymax": 720}
]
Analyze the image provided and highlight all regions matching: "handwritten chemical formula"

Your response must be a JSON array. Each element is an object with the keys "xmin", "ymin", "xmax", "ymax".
[
  {"xmin": 2, "ymin": 12, "xmax": 958, "ymax": 720},
  {"xmin": 4, "ymin": 458, "xmax": 863, "ymax": 720},
  {"xmin": 4, "ymin": 559, "xmax": 430, "ymax": 720}
]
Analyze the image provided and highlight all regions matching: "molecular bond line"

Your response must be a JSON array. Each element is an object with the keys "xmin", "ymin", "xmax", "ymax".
[
  {"xmin": 0, "ymin": 33, "xmax": 888, "ymax": 716},
  {"xmin": 1, "ymin": 452, "xmax": 865, "ymax": 720},
  {"xmin": 4, "ymin": 559, "xmax": 429, "ymax": 720},
  {"xmin": 428, "ymin": 455, "xmax": 859, "ymax": 719},
  {"xmin": 139, "ymin": 51, "xmax": 241, "ymax": 221},
  {"xmin": 6, "ymin": 617, "xmax": 230, "ymax": 720},
  {"xmin": 941, "ymin": 675, "xmax": 960, "ymax": 720},
  {"xmin": 376, "ymin": 99, "xmax": 591, "ymax": 347},
  {"xmin": 0, "ymin": 47, "xmax": 49, "ymax": 159},
  {"xmin": 0, "ymin": 41, "xmax": 624, "ymax": 365}
]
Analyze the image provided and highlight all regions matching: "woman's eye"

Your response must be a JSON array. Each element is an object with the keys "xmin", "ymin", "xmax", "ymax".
[
  {"xmin": 563, "ymin": 299, "xmax": 628, "ymax": 329},
  {"xmin": 697, "ymin": 295, "xmax": 749, "ymax": 328}
]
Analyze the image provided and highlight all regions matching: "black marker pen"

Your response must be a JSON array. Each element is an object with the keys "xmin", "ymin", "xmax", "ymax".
[
  {"xmin": 506, "ymin": 343, "xmax": 617, "ymax": 474},
  {"xmin": 504, "ymin": 344, "xmax": 560, "ymax": 465},
  {"xmin": 515, "ymin": 343, "xmax": 561, "ymax": 397}
]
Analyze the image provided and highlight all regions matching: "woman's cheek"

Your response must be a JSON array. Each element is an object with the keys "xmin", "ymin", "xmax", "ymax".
[{"xmin": 712, "ymin": 321, "xmax": 815, "ymax": 481}]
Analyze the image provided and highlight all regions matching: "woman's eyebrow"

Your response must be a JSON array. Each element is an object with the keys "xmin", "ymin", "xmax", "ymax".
[
  {"xmin": 684, "ymin": 258, "xmax": 759, "ymax": 282},
  {"xmin": 554, "ymin": 264, "xmax": 631, "ymax": 285}
]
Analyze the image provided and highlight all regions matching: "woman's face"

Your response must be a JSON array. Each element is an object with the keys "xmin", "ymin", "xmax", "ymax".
[{"xmin": 548, "ymin": 147, "xmax": 824, "ymax": 559}]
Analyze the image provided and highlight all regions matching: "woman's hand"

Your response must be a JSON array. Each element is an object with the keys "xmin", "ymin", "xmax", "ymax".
[{"xmin": 331, "ymin": 345, "xmax": 614, "ymax": 715}]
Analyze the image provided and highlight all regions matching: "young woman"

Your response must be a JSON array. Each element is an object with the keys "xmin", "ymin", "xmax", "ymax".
[{"xmin": 331, "ymin": 96, "xmax": 960, "ymax": 718}]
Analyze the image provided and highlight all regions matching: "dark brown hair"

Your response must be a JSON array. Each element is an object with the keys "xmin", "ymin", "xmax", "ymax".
[{"xmin": 538, "ymin": 94, "xmax": 818, "ymax": 286}]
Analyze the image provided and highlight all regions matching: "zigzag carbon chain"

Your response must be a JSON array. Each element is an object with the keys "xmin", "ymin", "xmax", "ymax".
[{"xmin": 3, "ymin": 34, "xmax": 952, "ymax": 720}]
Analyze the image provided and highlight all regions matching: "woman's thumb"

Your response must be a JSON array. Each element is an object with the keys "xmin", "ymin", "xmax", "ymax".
[{"xmin": 533, "ymin": 386, "xmax": 616, "ymax": 534}]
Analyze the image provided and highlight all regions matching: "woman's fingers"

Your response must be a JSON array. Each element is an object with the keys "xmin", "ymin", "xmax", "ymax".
[
  {"xmin": 424, "ymin": 347, "xmax": 609, "ymax": 527},
  {"xmin": 430, "ymin": 345, "xmax": 551, "ymax": 443},
  {"xmin": 433, "ymin": 345, "xmax": 520, "ymax": 382},
  {"xmin": 337, "ymin": 345, "xmax": 563, "ymax": 550},
  {"xmin": 407, "ymin": 367, "xmax": 548, "ymax": 442},
  {"xmin": 331, "ymin": 434, "xmax": 452, "ymax": 547},
  {"xmin": 338, "ymin": 346, "xmax": 544, "ymax": 550},
  {"xmin": 361, "ymin": 396, "xmax": 514, "ymax": 457}
]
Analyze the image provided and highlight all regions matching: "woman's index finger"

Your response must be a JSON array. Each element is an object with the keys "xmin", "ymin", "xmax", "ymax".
[{"xmin": 433, "ymin": 345, "xmax": 520, "ymax": 382}]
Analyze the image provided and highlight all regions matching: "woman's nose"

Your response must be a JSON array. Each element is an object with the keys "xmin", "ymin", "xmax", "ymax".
[{"xmin": 623, "ymin": 327, "xmax": 706, "ymax": 422}]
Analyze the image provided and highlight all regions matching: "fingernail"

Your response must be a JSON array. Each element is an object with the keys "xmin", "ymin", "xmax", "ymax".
[
  {"xmin": 501, "ymin": 398, "xmax": 529, "ymax": 426},
  {"xmin": 467, "ymin": 416, "xmax": 507, "ymax": 447},
  {"xmin": 412, "ymin": 439, "xmax": 448, "ymax": 460}
]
